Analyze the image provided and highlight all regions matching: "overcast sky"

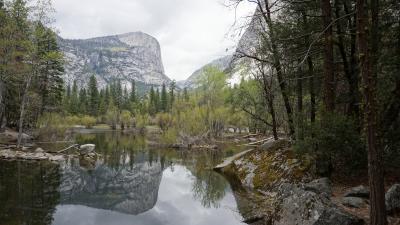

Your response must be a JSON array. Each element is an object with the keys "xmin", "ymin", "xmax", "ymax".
[{"xmin": 51, "ymin": 0, "xmax": 255, "ymax": 81}]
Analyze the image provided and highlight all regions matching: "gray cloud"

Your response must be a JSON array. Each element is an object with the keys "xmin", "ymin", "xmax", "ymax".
[{"xmin": 52, "ymin": 0, "xmax": 255, "ymax": 80}]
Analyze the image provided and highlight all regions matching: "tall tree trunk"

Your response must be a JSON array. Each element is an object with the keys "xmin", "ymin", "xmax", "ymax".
[
  {"xmin": 268, "ymin": 95, "xmax": 278, "ymax": 140},
  {"xmin": 258, "ymin": 0, "xmax": 295, "ymax": 138},
  {"xmin": 296, "ymin": 66, "xmax": 304, "ymax": 140},
  {"xmin": 302, "ymin": 11, "xmax": 316, "ymax": 124},
  {"xmin": 0, "ymin": 79, "xmax": 4, "ymax": 131},
  {"xmin": 17, "ymin": 74, "xmax": 32, "ymax": 147},
  {"xmin": 343, "ymin": 0, "xmax": 361, "ymax": 127},
  {"xmin": 357, "ymin": 0, "xmax": 387, "ymax": 224},
  {"xmin": 321, "ymin": 0, "xmax": 335, "ymax": 112}
]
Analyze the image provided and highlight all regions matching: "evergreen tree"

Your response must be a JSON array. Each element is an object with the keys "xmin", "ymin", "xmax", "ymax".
[
  {"xmin": 149, "ymin": 86, "xmax": 156, "ymax": 115},
  {"xmin": 155, "ymin": 88, "xmax": 160, "ymax": 113},
  {"xmin": 160, "ymin": 83, "xmax": 168, "ymax": 112},
  {"xmin": 79, "ymin": 88, "xmax": 87, "ymax": 114},
  {"xmin": 88, "ymin": 75, "xmax": 99, "ymax": 116},
  {"xmin": 130, "ymin": 80, "xmax": 136, "ymax": 103},
  {"xmin": 34, "ymin": 22, "xmax": 64, "ymax": 113},
  {"xmin": 70, "ymin": 81, "xmax": 79, "ymax": 115},
  {"xmin": 98, "ymin": 89, "xmax": 107, "ymax": 116},
  {"xmin": 183, "ymin": 88, "xmax": 189, "ymax": 102},
  {"xmin": 169, "ymin": 81, "xmax": 176, "ymax": 110}
]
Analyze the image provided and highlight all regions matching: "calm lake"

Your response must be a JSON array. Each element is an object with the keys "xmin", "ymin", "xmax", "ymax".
[{"xmin": 0, "ymin": 131, "xmax": 246, "ymax": 225}]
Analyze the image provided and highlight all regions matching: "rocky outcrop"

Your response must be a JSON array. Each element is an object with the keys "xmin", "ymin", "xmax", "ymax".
[
  {"xmin": 215, "ymin": 139, "xmax": 364, "ymax": 225},
  {"xmin": 58, "ymin": 32, "xmax": 171, "ymax": 88},
  {"xmin": 341, "ymin": 197, "xmax": 367, "ymax": 208},
  {"xmin": 386, "ymin": 184, "xmax": 400, "ymax": 215},
  {"xmin": 178, "ymin": 55, "xmax": 233, "ymax": 89},
  {"xmin": 0, "ymin": 149, "xmax": 65, "ymax": 161},
  {"xmin": 344, "ymin": 185, "xmax": 370, "ymax": 199},
  {"xmin": 305, "ymin": 177, "xmax": 333, "ymax": 197}
]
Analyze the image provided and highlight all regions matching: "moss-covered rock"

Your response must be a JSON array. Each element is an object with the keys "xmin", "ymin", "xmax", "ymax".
[
  {"xmin": 215, "ymin": 139, "xmax": 364, "ymax": 225},
  {"xmin": 218, "ymin": 139, "xmax": 312, "ymax": 191}
]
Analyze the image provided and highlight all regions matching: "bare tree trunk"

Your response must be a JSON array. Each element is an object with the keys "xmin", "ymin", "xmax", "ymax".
[
  {"xmin": 357, "ymin": 0, "xmax": 387, "ymax": 224},
  {"xmin": 258, "ymin": 0, "xmax": 295, "ymax": 138},
  {"xmin": 268, "ymin": 96, "xmax": 278, "ymax": 140},
  {"xmin": 301, "ymin": 10, "xmax": 316, "ymax": 124},
  {"xmin": 17, "ymin": 74, "xmax": 32, "ymax": 147},
  {"xmin": 321, "ymin": 0, "xmax": 335, "ymax": 112},
  {"xmin": 296, "ymin": 66, "xmax": 304, "ymax": 140},
  {"xmin": 0, "ymin": 79, "xmax": 4, "ymax": 131}
]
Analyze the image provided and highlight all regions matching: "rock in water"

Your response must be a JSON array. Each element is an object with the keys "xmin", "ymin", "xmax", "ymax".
[
  {"xmin": 341, "ymin": 197, "xmax": 366, "ymax": 208},
  {"xmin": 305, "ymin": 177, "xmax": 333, "ymax": 197},
  {"xmin": 80, "ymin": 144, "xmax": 96, "ymax": 155},
  {"xmin": 34, "ymin": 148, "xmax": 44, "ymax": 153},
  {"xmin": 344, "ymin": 185, "xmax": 370, "ymax": 199},
  {"xmin": 58, "ymin": 32, "xmax": 170, "ymax": 89},
  {"xmin": 386, "ymin": 183, "xmax": 400, "ymax": 215}
]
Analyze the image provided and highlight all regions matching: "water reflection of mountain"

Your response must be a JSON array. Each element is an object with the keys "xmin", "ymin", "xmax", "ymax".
[{"xmin": 59, "ymin": 155, "xmax": 164, "ymax": 215}]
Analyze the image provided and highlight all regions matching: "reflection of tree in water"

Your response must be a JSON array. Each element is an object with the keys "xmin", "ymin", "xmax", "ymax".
[
  {"xmin": 180, "ymin": 150, "xmax": 228, "ymax": 208},
  {"xmin": 75, "ymin": 132, "xmax": 232, "ymax": 209},
  {"xmin": 0, "ymin": 160, "xmax": 61, "ymax": 225},
  {"xmin": 75, "ymin": 132, "xmax": 147, "ymax": 169}
]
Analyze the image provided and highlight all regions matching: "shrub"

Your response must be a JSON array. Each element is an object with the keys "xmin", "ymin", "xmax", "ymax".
[
  {"xmin": 294, "ymin": 113, "xmax": 366, "ymax": 176},
  {"xmin": 156, "ymin": 113, "xmax": 174, "ymax": 132}
]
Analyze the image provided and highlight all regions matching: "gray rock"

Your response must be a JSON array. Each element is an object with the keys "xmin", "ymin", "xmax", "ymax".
[
  {"xmin": 342, "ymin": 197, "xmax": 366, "ymax": 208},
  {"xmin": 305, "ymin": 177, "xmax": 333, "ymax": 197},
  {"xmin": 58, "ymin": 32, "xmax": 170, "ymax": 89},
  {"xmin": 275, "ymin": 183, "xmax": 364, "ymax": 225},
  {"xmin": 386, "ymin": 183, "xmax": 400, "ymax": 215},
  {"xmin": 34, "ymin": 148, "xmax": 45, "ymax": 153},
  {"xmin": 344, "ymin": 185, "xmax": 370, "ymax": 198},
  {"xmin": 248, "ymin": 137, "xmax": 257, "ymax": 142},
  {"xmin": 80, "ymin": 144, "xmax": 96, "ymax": 155}
]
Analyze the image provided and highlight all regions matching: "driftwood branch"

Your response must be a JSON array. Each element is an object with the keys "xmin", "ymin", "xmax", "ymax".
[{"xmin": 57, "ymin": 144, "xmax": 79, "ymax": 154}]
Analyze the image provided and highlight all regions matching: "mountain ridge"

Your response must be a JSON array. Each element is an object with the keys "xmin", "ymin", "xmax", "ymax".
[{"xmin": 58, "ymin": 31, "xmax": 171, "ymax": 89}]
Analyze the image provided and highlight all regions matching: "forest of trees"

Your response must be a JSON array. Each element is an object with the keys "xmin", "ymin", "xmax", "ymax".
[
  {"xmin": 227, "ymin": 0, "xmax": 399, "ymax": 224},
  {"xmin": 0, "ymin": 0, "xmax": 64, "ymax": 146}
]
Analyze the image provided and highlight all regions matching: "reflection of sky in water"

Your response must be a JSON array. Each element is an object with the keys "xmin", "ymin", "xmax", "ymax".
[{"xmin": 53, "ymin": 165, "xmax": 244, "ymax": 225}]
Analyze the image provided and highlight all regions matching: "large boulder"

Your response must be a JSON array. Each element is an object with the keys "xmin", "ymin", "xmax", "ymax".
[
  {"xmin": 79, "ymin": 144, "xmax": 95, "ymax": 155},
  {"xmin": 274, "ymin": 184, "xmax": 364, "ymax": 225},
  {"xmin": 344, "ymin": 185, "xmax": 370, "ymax": 199},
  {"xmin": 305, "ymin": 177, "xmax": 333, "ymax": 197},
  {"xmin": 215, "ymin": 139, "xmax": 364, "ymax": 225},
  {"xmin": 341, "ymin": 197, "xmax": 367, "ymax": 208},
  {"xmin": 215, "ymin": 139, "xmax": 312, "ymax": 190},
  {"xmin": 386, "ymin": 184, "xmax": 400, "ymax": 215}
]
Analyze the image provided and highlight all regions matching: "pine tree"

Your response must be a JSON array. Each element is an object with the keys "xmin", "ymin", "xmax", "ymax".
[
  {"xmin": 183, "ymin": 88, "xmax": 189, "ymax": 102},
  {"xmin": 149, "ymin": 86, "xmax": 156, "ymax": 115},
  {"xmin": 130, "ymin": 80, "xmax": 136, "ymax": 103},
  {"xmin": 79, "ymin": 88, "xmax": 87, "ymax": 115},
  {"xmin": 160, "ymin": 83, "xmax": 168, "ymax": 112},
  {"xmin": 169, "ymin": 80, "xmax": 176, "ymax": 110},
  {"xmin": 88, "ymin": 75, "xmax": 99, "ymax": 116},
  {"xmin": 70, "ymin": 81, "xmax": 79, "ymax": 115},
  {"xmin": 34, "ymin": 22, "xmax": 64, "ymax": 113},
  {"xmin": 155, "ymin": 88, "xmax": 161, "ymax": 113}
]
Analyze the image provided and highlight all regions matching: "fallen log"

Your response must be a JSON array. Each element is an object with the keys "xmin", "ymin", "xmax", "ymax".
[
  {"xmin": 57, "ymin": 144, "xmax": 79, "ymax": 154},
  {"xmin": 239, "ymin": 137, "xmax": 273, "ymax": 147}
]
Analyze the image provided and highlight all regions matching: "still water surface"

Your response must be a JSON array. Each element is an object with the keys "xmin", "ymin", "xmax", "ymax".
[{"xmin": 0, "ymin": 132, "xmax": 245, "ymax": 225}]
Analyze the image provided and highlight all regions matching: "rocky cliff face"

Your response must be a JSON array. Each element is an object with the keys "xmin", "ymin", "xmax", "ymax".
[
  {"xmin": 58, "ymin": 32, "xmax": 171, "ymax": 88},
  {"xmin": 179, "ymin": 8, "xmax": 264, "ymax": 89},
  {"xmin": 178, "ymin": 55, "xmax": 232, "ymax": 89}
]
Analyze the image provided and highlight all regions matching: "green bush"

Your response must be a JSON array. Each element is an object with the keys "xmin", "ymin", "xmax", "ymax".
[{"xmin": 294, "ymin": 114, "xmax": 366, "ymax": 176}]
